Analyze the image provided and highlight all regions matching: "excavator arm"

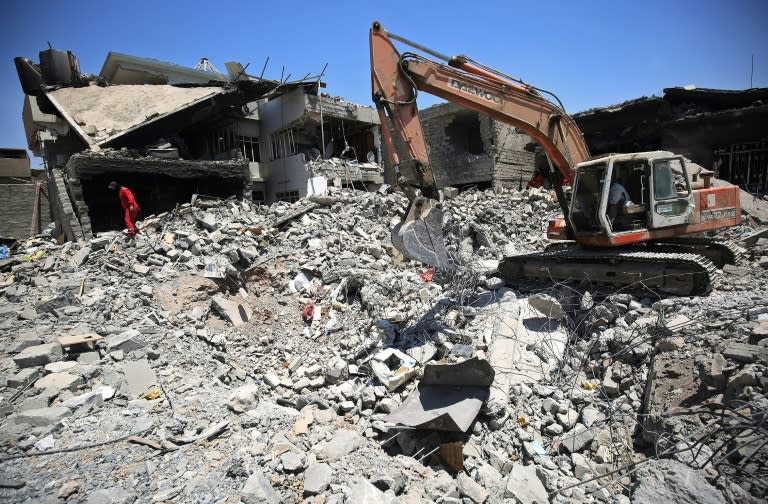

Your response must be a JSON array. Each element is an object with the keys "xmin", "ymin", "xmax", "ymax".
[
  {"xmin": 370, "ymin": 21, "xmax": 590, "ymax": 266},
  {"xmin": 371, "ymin": 21, "xmax": 589, "ymax": 192}
]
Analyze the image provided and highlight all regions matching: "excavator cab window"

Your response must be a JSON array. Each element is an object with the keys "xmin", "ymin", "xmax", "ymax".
[
  {"xmin": 650, "ymin": 158, "xmax": 693, "ymax": 224},
  {"xmin": 570, "ymin": 164, "xmax": 606, "ymax": 233},
  {"xmin": 608, "ymin": 160, "xmax": 650, "ymax": 231}
]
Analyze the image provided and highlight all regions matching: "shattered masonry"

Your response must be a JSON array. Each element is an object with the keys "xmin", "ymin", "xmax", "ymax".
[
  {"xmin": 14, "ymin": 46, "xmax": 383, "ymax": 241},
  {"xmin": 1, "ymin": 182, "xmax": 767, "ymax": 502}
]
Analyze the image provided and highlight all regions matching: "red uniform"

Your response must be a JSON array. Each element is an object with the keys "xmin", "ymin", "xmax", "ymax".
[
  {"xmin": 118, "ymin": 186, "xmax": 140, "ymax": 236},
  {"xmin": 526, "ymin": 174, "xmax": 545, "ymax": 189}
]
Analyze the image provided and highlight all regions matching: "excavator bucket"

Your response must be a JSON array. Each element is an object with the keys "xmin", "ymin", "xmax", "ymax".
[{"xmin": 391, "ymin": 196, "xmax": 451, "ymax": 268}]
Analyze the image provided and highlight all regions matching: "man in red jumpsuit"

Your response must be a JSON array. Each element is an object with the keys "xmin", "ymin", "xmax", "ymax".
[{"xmin": 108, "ymin": 181, "xmax": 141, "ymax": 237}]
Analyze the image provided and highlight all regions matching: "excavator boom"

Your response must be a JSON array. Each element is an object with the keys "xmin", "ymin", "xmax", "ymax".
[{"xmin": 370, "ymin": 21, "xmax": 589, "ymax": 266}]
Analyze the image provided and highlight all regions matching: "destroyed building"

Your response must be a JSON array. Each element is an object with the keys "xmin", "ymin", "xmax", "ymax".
[
  {"xmin": 15, "ymin": 48, "xmax": 382, "ymax": 241},
  {"xmin": 418, "ymin": 102, "xmax": 537, "ymax": 190},
  {"xmin": 0, "ymin": 148, "xmax": 51, "ymax": 241},
  {"xmin": 574, "ymin": 87, "xmax": 768, "ymax": 195},
  {"xmin": 410, "ymin": 88, "xmax": 768, "ymax": 195}
]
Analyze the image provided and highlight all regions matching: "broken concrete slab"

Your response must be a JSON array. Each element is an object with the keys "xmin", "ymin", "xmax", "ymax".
[
  {"xmin": 457, "ymin": 472, "xmax": 490, "ymax": 503},
  {"xmin": 35, "ymin": 291, "xmax": 79, "ymax": 314},
  {"xmin": 723, "ymin": 342, "xmax": 765, "ymax": 363},
  {"xmin": 11, "ymin": 331, "xmax": 43, "ymax": 353},
  {"xmin": 504, "ymin": 463, "xmax": 548, "ymax": 504},
  {"xmin": 120, "ymin": 360, "xmax": 157, "ymax": 398},
  {"xmin": 751, "ymin": 321, "xmax": 768, "ymax": 343},
  {"xmin": 13, "ymin": 343, "xmax": 62, "ymax": 368},
  {"xmin": 561, "ymin": 423, "xmax": 594, "ymax": 453},
  {"xmin": 345, "ymin": 477, "xmax": 388, "ymax": 504},
  {"xmin": 384, "ymin": 357, "xmax": 494, "ymax": 432},
  {"xmin": 315, "ymin": 429, "xmax": 362, "ymax": 460},
  {"xmin": 60, "ymin": 386, "xmax": 115, "ymax": 410},
  {"xmin": 240, "ymin": 469, "xmax": 279, "ymax": 504},
  {"xmin": 211, "ymin": 295, "xmax": 252, "ymax": 326},
  {"xmin": 70, "ymin": 246, "xmax": 90, "ymax": 268},
  {"xmin": 406, "ymin": 341, "xmax": 438, "ymax": 364},
  {"xmin": 14, "ymin": 406, "xmax": 72, "ymax": 427},
  {"xmin": 303, "ymin": 463, "xmax": 332, "ymax": 496},
  {"xmin": 7, "ymin": 368, "xmax": 39, "ymax": 388},
  {"xmin": 44, "ymin": 361, "xmax": 78, "ymax": 373},
  {"xmin": 633, "ymin": 458, "xmax": 725, "ymax": 504},
  {"xmin": 528, "ymin": 293, "xmax": 567, "ymax": 320},
  {"xmin": 471, "ymin": 296, "xmax": 567, "ymax": 414},
  {"xmin": 34, "ymin": 372, "xmax": 83, "ymax": 392},
  {"xmin": 105, "ymin": 329, "xmax": 147, "ymax": 353}
]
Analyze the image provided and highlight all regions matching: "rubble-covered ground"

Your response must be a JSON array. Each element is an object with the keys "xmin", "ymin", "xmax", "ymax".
[{"xmin": 1, "ymin": 186, "xmax": 767, "ymax": 503}]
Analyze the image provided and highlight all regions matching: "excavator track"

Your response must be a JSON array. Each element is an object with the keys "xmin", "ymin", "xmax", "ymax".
[
  {"xmin": 646, "ymin": 237, "xmax": 742, "ymax": 267},
  {"xmin": 500, "ymin": 248, "xmax": 720, "ymax": 296}
]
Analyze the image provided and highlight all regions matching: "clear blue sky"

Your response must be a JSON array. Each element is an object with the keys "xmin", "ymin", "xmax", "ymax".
[{"xmin": 2, "ymin": 0, "xmax": 766, "ymax": 167}]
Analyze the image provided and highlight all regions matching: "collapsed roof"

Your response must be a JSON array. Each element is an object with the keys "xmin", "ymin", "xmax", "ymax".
[{"xmin": 46, "ymin": 84, "xmax": 229, "ymax": 148}]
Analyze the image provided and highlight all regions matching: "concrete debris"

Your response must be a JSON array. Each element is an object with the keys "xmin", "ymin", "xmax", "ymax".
[
  {"xmin": 303, "ymin": 463, "xmax": 333, "ymax": 496},
  {"xmin": 528, "ymin": 293, "xmax": 567, "ymax": 320},
  {"xmin": 456, "ymin": 472, "xmax": 490, "ymax": 503},
  {"xmin": 211, "ymin": 294, "xmax": 252, "ymax": 326},
  {"xmin": 505, "ymin": 463, "xmax": 548, "ymax": 503},
  {"xmin": 240, "ymin": 469, "xmax": 279, "ymax": 504},
  {"xmin": 12, "ymin": 342, "xmax": 62, "ymax": 367},
  {"xmin": 0, "ymin": 185, "xmax": 765, "ymax": 503},
  {"xmin": 370, "ymin": 348, "xmax": 417, "ymax": 391},
  {"xmin": 315, "ymin": 429, "xmax": 362, "ymax": 460},
  {"xmin": 632, "ymin": 458, "xmax": 725, "ymax": 504},
  {"xmin": 384, "ymin": 357, "xmax": 494, "ymax": 432},
  {"xmin": 14, "ymin": 406, "xmax": 72, "ymax": 427}
]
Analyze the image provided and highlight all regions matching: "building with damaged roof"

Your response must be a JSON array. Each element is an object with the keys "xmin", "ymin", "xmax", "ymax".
[
  {"xmin": 14, "ymin": 47, "xmax": 382, "ymax": 241},
  {"xmin": 574, "ymin": 86, "xmax": 768, "ymax": 195}
]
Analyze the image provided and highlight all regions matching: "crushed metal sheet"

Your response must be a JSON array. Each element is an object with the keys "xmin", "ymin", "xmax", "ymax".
[{"xmin": 383, "ymin": 357, "xmax": 494, "ymax": 432}]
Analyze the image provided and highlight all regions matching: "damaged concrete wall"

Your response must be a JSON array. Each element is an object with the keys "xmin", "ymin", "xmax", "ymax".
[{"xmin": 266, "ymin": 155, "xmax": 307, "ymax": 202}]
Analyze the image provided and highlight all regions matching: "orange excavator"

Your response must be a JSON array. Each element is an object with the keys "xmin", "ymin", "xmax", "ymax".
[{"xmin": 370, "ymin": 21, "xmax": 741, "ymax": 295}]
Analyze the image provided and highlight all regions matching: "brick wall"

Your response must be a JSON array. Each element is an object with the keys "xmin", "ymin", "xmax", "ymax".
[
  {"xmin": 421, "ymin": 103, "xmax": 537, "ymax": 188},
  {"xmin": 491, "ymin": 122, "xmax": 535, "ymax": 188},
  {"xmin": 0, "ymin": 183, "xmax": 52, "ymax": 240},
  {"xmin": 421, "ymin": 104, "xmax": 494, "ymax": 186}
]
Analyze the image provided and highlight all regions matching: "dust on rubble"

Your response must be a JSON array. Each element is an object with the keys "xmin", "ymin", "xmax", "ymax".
[{"xmin": 0, "ymin": 185, "xmax": 766, "ymax": 503}]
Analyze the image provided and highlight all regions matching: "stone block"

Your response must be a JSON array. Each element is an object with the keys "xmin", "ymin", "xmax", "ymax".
[
  {"xmin": 7, "ymin": 368, "xmax": 39, "ymax": 388},
  {"xmin": 303, "ymin": 463, "xmax": 332, "ymax": 496},
  {"xmin": 504, "ymin": 463, "xmax": 548, "ymax": 503},
  {"xmin": 120, "ymin": 360, "xmax": 157, "ymax": 398},
  {"xmin": 457, "ymin": 473, "xmax": 489, "ymax": 503},
  {"xmin": 240, "ymin": 469, "xmax": 278, "ymax": 504},
  {"xmin": 105, "ymin": 330, "xmax": 147, "ymax": 353},
  {"xmin": 34, "ymin": 372, "xmax": 83, "ymax": 392},
  {"xmin": 561, "ymin": 423, "xmax": 594, "ymax": 453},
  {"xmin": 723, "ymin": 342, "xmax": 763, "ymax": 363},
  {"xmin": 13, "ymin": 343, "xmax": 62, "ymax": 368},
  {"xmin": 14, "ymin": 406, "xmax": 72, "ymax": 427}
]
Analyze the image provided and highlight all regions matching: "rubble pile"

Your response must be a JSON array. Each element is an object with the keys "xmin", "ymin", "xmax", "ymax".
[{"xmin": 0, "ymin": 186, "xmax": 766, "ymax": 503}]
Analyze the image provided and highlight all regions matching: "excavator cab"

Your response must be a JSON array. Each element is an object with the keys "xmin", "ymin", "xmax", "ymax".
[
  {"xmin": 568, "ymin": 152, "xmax": 696, "ymax": 243},
  {"xmin": 372, "ymin": 23, "xmax": 740, "ymax": 294}
]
